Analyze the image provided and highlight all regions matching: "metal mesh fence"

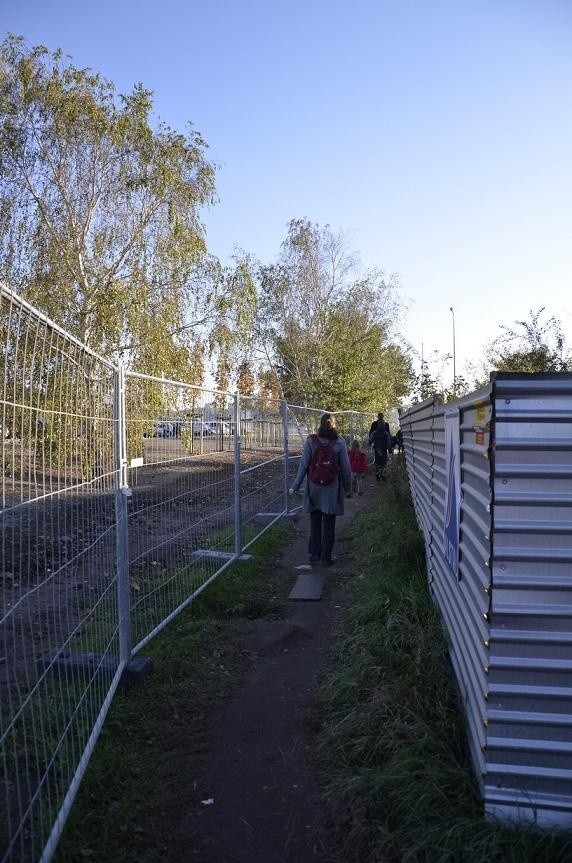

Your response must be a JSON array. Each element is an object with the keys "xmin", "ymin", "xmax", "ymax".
[
  {"xmin": 236, "ymin": 395, "xmax": 288, "ymax": 550},
  {"xmin": 1, "ymin": 284, "xmax": 376, "ymax": 863},
  {"xmin": 1, "ymin": 287, "xmax": 120, "ymax": 863},
  {"xmin": 123, "ymin": 372, "xmax": 239, "ymax": 652},
  {"xmin": 336, "ymin": 410, "xmax": 376, "ymax": 446}
]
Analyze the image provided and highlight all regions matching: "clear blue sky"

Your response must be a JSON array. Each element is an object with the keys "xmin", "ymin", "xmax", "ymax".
[{"xmin": 3, "ymin": 0, "xmax": 572, "ymax": 384}]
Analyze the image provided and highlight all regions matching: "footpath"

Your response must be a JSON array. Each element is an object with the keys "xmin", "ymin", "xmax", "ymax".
[{"xmin": 178, "ymin": 487, "xmax": 376, "ymax": 863}]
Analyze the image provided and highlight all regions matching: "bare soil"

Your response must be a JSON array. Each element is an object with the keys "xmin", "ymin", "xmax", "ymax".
[{"xmin": 1, "ymin": 441, "xmax": 287, "ymax": 688}]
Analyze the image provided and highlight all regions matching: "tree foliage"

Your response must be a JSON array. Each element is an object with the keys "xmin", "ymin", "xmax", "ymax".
[
  {"xmin": 0, "ymin": 38, "xmax": 417, "ymax": 415},
  {"xmin": 0, "ymin": 35, "xmax": 216, "ymax": 378},
  {"xmin": 486, "ymin": 307, "xmax": 570, "ymax": 374},
  {"xmin": 255, "ymin": 219, "xmax": 413, "ymax": 413},
  {"xmin": 208, "ymin": 256, "xmax": 258, "ymax": 392},
  {"xmin": 236, "ymin": 360, "xmax": 256, "ymax": 395}
]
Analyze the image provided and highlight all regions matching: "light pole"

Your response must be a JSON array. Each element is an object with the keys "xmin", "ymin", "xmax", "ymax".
[{"xmin": 449, "ymin": 306, "xmax": 456, "ymax": 396}]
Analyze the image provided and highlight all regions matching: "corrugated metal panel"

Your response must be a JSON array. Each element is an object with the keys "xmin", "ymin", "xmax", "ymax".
[
  {"xmin": 402, "ymin": 386, "xmax": 493, "ymax": 789},
  {"xmin": 401, "ymin": 396, "xmax": 439, "ymax": 547},
  {"xmin": 486, "ymin": 373, "xmax": 572, "ymax": 828},
  {"xmin": 401, "ymin": 375, "xmax": 572, "ymax": 828},
  {"xmin": 450, "ymin": 392, "xmax": 492, "ymax": 784}
]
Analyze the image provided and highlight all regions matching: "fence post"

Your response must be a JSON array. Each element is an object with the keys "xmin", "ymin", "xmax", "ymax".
[
  {"xmin": 281, "ymin": 398, "xmax": 290, "ymax": 513},
  {"xmin": 114, "ymin": 365, "xmax": 132, "ymax": 665},
  {"xmin": 233, "ymin": 391, "xmax": 243, "ymax": 556}
]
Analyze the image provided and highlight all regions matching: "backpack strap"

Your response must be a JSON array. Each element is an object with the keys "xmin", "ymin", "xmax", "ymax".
[{"xmin": 307, "ymin": 433, "xmax": 318, "ymax": 473}]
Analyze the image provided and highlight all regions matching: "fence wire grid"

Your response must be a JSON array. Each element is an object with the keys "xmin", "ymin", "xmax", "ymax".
[{"xmin": 0, "ymin": 284, "xmax": 375, "ymax": 862}]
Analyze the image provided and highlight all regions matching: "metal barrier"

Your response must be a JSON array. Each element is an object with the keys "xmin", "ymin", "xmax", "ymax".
[
  {"xmin": 0, "ymin": 284, "xmax": 375, "ymax": 862},
  {"xmin": 400, "ymin": 373, "xmax": 572, "ymax": 829},
  {"xmin": 0, "ymin": 287, "xmax": 120, "ymax": 863},
  {"xmin": 121, "ymin": 371, "xmax": 243, "ymax": 654}
]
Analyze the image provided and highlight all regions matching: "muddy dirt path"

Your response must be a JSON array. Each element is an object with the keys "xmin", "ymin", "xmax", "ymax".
[{"xmin": 166, "ymin": 489, "xmax": 377, "ymax": 863}]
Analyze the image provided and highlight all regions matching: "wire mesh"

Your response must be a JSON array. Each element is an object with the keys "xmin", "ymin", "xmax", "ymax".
[
  {"xmin": 336, "ymin": 410, "xmax": 377, "ymax": 446},
  {"xmin": 235, "ymin": 395, "xmax": 288, "ymax": 548},
  {"xmin": 1, "ymin": 285, "xmax": 378, "ymax": 862},
  {"xmin": 123, "ymin": 373, "xmax": 238, "ymax": 652},
  {"xmin": 1, "ymin": 286, "xmax": 120, "ymax": 863}
]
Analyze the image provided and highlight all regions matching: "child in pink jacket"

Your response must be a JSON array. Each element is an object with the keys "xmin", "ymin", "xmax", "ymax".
[{"xmin": 348, "ymin": 439, "xmax": 368, "ymax": 495}]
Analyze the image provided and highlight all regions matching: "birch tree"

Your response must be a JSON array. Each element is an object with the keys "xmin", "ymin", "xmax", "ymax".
[
  {"xmin": 486, "ymin": 307, "xmax": 570, "ymax": 373},
  {"xmin": 0, "ymin": 35, "xmax": 215, "ymax": 378},
  {"xmin": 256, "ymin": 219, "xmax": 413, "ymax": 412}
]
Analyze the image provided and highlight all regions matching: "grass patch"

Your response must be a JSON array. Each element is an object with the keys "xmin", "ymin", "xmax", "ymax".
[
  {"xmin": 317, "ymin": 460, "xmax": 572, "ymax": 863},
  {"xmin": 53, "ymin": 520, "xmax": 294, "ymax": 863}
]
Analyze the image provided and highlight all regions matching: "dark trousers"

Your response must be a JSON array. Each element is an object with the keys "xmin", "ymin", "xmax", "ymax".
[
  {"xmin": 309, "ymin": 510, "xmax": 336, "ymax": 564},
  {"xmin": 374, "ymin": 449, "xmax": 388, "ymax": 477}
]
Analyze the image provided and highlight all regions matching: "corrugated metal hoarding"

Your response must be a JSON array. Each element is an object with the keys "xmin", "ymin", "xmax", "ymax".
[
  {"xmin": 487, "ymin": 373, "xmax": 572, "ymax": 827},
  {"xmin": 400, "ymin": 372, "xmax": 572, "ymax": 828}
]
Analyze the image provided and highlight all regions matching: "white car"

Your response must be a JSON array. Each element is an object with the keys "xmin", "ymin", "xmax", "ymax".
[
  {"xmin": 155, "ymin": 421, "xmax": 174, "ymax": 437},
  {"xmin": 204, "ymin": 420, "xmax": 232, "ymax": 435},
  {"xmin": 192, "ymin": 421, "xmax": 216, "ymax": 437}
]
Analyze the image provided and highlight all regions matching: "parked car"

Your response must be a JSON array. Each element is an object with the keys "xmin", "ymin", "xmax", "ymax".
[
  {"xmin": 171, "ymin": 419, "xmax": 187, "ymax": 438},
  {"xmin": 155, "ymin": 421, "xmax": 174, "ymax": 438},
  {"xmin": 204, "ymin": 420, "xmax": 232, "ymax": 435},
  {"xmin": 192, "ymin": 421, "xmax": 216, "ymax": 437}
]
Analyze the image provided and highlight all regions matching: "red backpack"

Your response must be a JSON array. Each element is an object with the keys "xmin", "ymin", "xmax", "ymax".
[{"xmin": 308, "ymin": 434, "xmax": 338, "ymax": 485}]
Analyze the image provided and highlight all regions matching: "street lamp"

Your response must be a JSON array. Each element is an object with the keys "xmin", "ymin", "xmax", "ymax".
[{"xmin": 449, "ymin": 306, "xmax": 456, "ymax": 396}]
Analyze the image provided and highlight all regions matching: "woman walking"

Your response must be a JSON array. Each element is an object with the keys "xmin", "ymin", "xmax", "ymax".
[{"xmin": 289, "ymin": 413, "xmax": 352, "ymax": 566}]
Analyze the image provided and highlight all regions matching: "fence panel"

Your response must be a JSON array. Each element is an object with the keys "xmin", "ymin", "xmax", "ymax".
[
  {"xmin": 1, "ymin": 286, "xmax": 120, "ymax": 863},
  {"xmin": 1, "ymin": 283, "xmax": 381, "ymax": 862},
  {"xmin": 232, "ymin": 395, "xmax": 289, "ymax": 550},
  {"xmin": 401, "ymin": 374, "xmax": 572, "ymax": 828},
  {"xmin": 401, "ymin": 385, "xmax": 496, "ymax": 802},
  {"xmin": 335, "ymin": 410, "xmax": 375, "ymax": 446},
  {"xmin": 400, "ymin": 396, "xmax": 440, "ymax": 549},
  {"xmin": 283, "ymin": 406, "xmax": 321, "ymax": 497},
  {"xmin": 123, "ymin": 373, "xmax": 238, "ymax": 653},
  {"xmin": 487, "ymin": 373, "xmax": 572, "ymax": 827}
]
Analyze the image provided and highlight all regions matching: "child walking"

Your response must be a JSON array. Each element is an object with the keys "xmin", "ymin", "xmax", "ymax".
[{"xmin": 348, "ymin": 439, "xmax": 368, "ymax": 495}]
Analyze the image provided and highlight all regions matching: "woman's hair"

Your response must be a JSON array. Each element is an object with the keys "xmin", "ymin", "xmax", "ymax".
[
  {"xmin": 351, "ymin": 438, "xmax": 361, "ymax": 449},
  {"xmin": 317, "ymin": 412, "xmax": 338, "ymax": 439}
]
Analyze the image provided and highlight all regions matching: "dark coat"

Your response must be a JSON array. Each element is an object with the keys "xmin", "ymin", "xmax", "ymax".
[
  {"xmin": 368, "ymin": 427, "xmax": 392, "ymax": 452},
  {"xmin": 369, "ymin": 427, "xmax": 392, "ymax": 468},
  {"xmin": 369, "ymin": 419, "xmax": 382, "ymax": 436},
  {"xmin": 291, "ymin": 434, "xmax": 352, "ymax": 515}
]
